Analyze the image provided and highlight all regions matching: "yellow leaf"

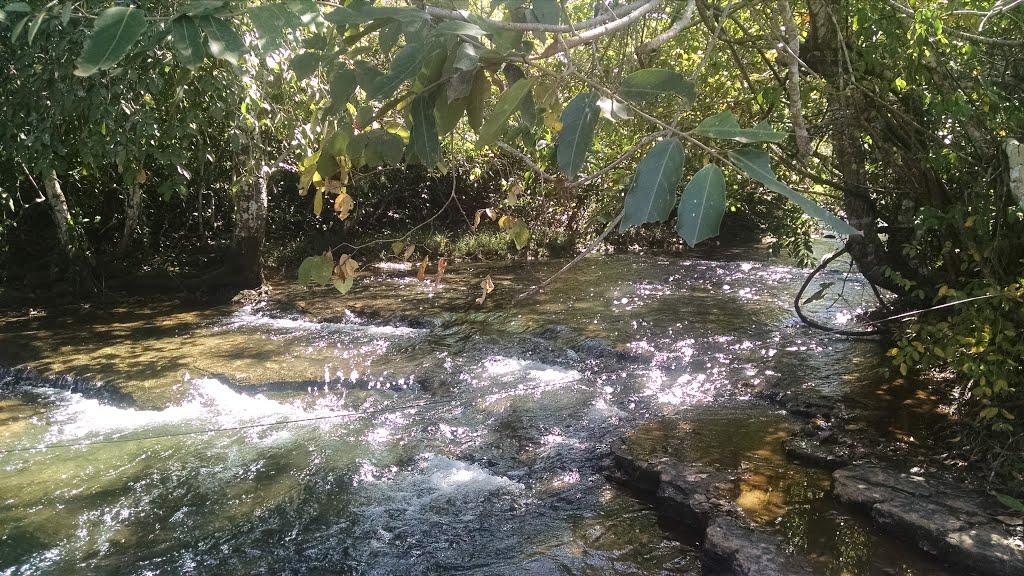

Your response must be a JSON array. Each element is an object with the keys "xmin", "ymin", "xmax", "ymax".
[
  {"xmin": 134, "ymin": 168, "xmax": 147, "ymax": 184},
  {"xmin": 474, "ymin": 209, "xmax": 484, "ymax": 229},
  {"xmin": 475, "ymin": 275, "xmax": 495, "ymax": 304},
  {"xmin": 299, "ymin": 163, "xmax": 316, "ymax": 196},
  {"xmin": 498, "ymin": 215, "xmax": 511, "ymax": 230},
  {"xmin": 505, "ymin": 184, "xmax": 521, "ymax": 205},
  {"xmin": 485, "ymin": 208, "xmax": 497, "ymax": 221},
  {"xmin": 333, "ymin": 191, "xmax": 354, "ymax": 220},
  {"xmin": 434, "ymin": 258, "xmax": 447, "ymax": 282},
  {"xmin": 313, "ymin": 187, "xmax": 324, "ymax": 217},
  {"xmin": 417, "ymin": 256, "xmax": 428, "ymax": 281},
  {"xmin": 899, "ymin": 363, "xmax": 908, "ymax": 376},
  {"xmin": 403, "ymin": 244, "xmax": 415, "ymax": 261},
  {"xmin": 392, "ymin": 241, "xmax": 405, "ymax": 257},
  {"xmin": 543, "ymin": 110, "xmax": 562, "ymax": 131},
  {"xmin": 334, "ymin": 254, "xmax": 360, "ymax": 281}
]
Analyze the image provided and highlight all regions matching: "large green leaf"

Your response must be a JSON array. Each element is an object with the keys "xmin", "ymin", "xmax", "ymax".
[
  {"xmin": 410, "ymin": 92, "xmax": 441, "ymax": 167},
  {"xmin": 676, "ymin": 164, "xmax": 726, "ymax": 246},
  {"xmin": 465, "ymin": 69, "xmax": 490, "ymax": 131},
  {"xmin": 170, "ymin": 16, "xmax": 206, "ymax": 70},
  {"xmin": 435, "ymin": 94, "xmax": 467, "ymax": 135},
  {"xmin": 728, "ymin": 149, "xmax": 860, "ymax": 235},
  {"xmin": 476, "ymin": 78, "xmax": 534, "ymax": 149},
  {"xmin": 298, "ymin": 253, "xmax": 334, "ymax": 286},
  {"xmin": 370, "ymin": 41, "xmax": 432, "ymax": 99},
  {"xmin": 329, "ymin": 67, "xmax": 357, "ymax": 105},
  {"xmin": 556, "ymin": 92, "xmax": 601, "ymax": 179},
  {"xmin": 432, "ymin": 20, "xmax": 486, "ymax": 36},
  {"xmin": 503, "ymin": 64, "xmax": 537, "ymax": 128},
  {"xmin": 620, "ymin": 138, "xmax": 685, "ymax": 231},
  {"xmin": 246, "ymin": 3, "xmax": 303, "ymax": 52},
  {"xmin": 618, "ymin": 68, "xmax": 695, "ymax": 104},
  {"xmin": 197, "ymin": 15, "xmax": 246, "ymax": 65},
  {"xmin": 26, "ymin": 7, "xmax": 46, "ymax": 45},
  {"xmin": 74, "ymin": 7, "xmax": 148, "ymax": 76},
  {"xmin": 694, "ymin": 111, "xmax": 785, "ymax": 143},
  {"xmin": 290, "ymin": 51, "xmax": 321, "ymax": 80},
  {"xmin": 532, "ymin": 0, "xmax": 560, "ymax": 25}
]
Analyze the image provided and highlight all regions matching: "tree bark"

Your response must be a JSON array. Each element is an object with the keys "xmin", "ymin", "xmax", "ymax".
[
  {"xmin": 227, "ymin": 171, "xmax": 267, "ymax": 290},
  {"xmin": 805, "ymin": 0, "xmax": 919, "ymax": 299},
  {"xmin": 43, "ymin": 168, "xmax": 74, "ymax": 261},
  {"xmin": 116, "ymin": 183, "xmax": 143, "ymax": 257}
]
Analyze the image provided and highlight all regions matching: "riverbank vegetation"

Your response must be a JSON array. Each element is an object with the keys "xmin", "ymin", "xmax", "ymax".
[{"xmin": 1, "ymin": 0, "xmax": 1022, "ymax": 492}]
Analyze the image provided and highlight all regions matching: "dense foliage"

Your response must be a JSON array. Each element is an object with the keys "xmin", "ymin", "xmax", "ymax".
[{"xmin": 1, "ymin": 0, "xmax": 1022, "ymax": 490}]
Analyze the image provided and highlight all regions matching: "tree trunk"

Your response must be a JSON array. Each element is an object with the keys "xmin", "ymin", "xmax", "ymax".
[
  {"xmin": 116, "ymin": 183, "xmax": 143, "ymax": 257},
  {"xmin": 228, "ymin": 171, "xmax": 267, "ymax": 290},
  {"xmin": 43, "ymin": 168, "xmax": 74, "ymax": 261},
  {"xmin": 805, "ymin": 0, "xmax": 919, "ymax": 299}
]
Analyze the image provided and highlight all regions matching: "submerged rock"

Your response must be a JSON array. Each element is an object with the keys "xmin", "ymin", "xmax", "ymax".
[
  {"xmin": 833, "ymin": 463, "xmax": 1024, "ymax": 576},
  {"xmin": 702, "ymin": 517, "xmax": 812, "ymax": 576},
  {"xmin": 608, "ymin": 438, "xmax": 813, "ymax": 576},
  {"xmin": 782, "ymin": 436, "xmax": 860, "ymax": 470}
]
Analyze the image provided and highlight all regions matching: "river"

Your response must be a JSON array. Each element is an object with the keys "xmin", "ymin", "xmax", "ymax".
[{"xmin": 0, "ymin": 249, "xmax": 949, "ymax": 575}]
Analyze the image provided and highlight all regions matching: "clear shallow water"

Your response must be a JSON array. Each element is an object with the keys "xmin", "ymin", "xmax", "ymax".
[{"xmin": 0, "ymin": 250, "xmax": 949, "ymax": 575}]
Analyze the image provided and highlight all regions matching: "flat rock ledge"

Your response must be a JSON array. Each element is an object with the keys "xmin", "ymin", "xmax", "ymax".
[
  {"xmin": 608, "ymin": 439, "xmax": 813, "ymax": 576},
  {"xmin": 833, "ymin": 463, "xmax": 1024, "ymax": 576}
]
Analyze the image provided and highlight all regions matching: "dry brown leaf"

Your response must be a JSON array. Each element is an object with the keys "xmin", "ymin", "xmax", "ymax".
[
  {"xmin": 333, "ymin": 191, "xmax": 354, "ymax": 220},
  {"xmin": 475, "ymin": 275, "xmax": 495, "ymax": 304},
  {"xmin": 434, "ymin": 258, "xmax": 447, "ymax": 282},
  {"xmin": 403, "ymin": 244, "xmax": 415, "ymax": 261},
  {"xmin": 417, "ymin": 256, "xmax": 428, "ymax": 281}
]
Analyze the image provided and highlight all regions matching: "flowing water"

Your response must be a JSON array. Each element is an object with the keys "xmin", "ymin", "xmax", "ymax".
[{"xmin": 0, "ymin": 249, "xmax": 950, "ymax": 575}]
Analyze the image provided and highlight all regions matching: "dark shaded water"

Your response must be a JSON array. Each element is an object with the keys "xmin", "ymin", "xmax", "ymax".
[{"xmin": 0, "ymin": 250, "xmax": 949, "ymax": 575}]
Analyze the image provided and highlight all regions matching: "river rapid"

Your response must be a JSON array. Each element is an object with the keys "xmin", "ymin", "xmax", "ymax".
[{"xmin": 0, "ymin": 249, "xmax": 949, "ymax": 575}]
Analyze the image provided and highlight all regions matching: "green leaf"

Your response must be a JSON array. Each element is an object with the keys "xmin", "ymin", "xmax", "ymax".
[
  {"xmin": 4, "ymin": 2, "xmax": 30, "ymax": 13},
  {"xmin": 620, "ymin": 138, "xmax": 685, "ymax": 231},
  {"xmin": 378, "ymin": 21, "xmax": 402, "ymax": 53},
  {"xmin": 465, "ymin": 69, "xmax": 490, "ymax": 131},
  {"xmin": 329, "ymin": 67, "xmax": 357, "ymax": 105},
  {"xmin": 26, "ymin": 8, "xmax": 46, "ymax": 45},
  {"xmin": 532, "ymin": 0, "xmax": 560, "ymax": 25},
  {"xmin": 183, "ymin": 1, "xmax": 225, "ymax": 15},
  {"xmin": 360, "ymin": 6, "xmax": 431, "ymax": 23},
  {"xmin": 74, "ymin": 7, "xmax": 148, "ymax": 76},
  {"xmin": 333, "ymin": 276, "xmax": 354, "ymax": 294},
  {"xmin": 170, "ymin": 16, "xmax": 206, "ymax": 70},
  {"xmin": 556, "ymin": 92, "xmax": 601, "ymax": 179},
  {"xmin": 290, "ymin": 51, "xmax": 321, "ymax": 80},
  {"xmin": 371, "ymin": 41, "xmax": 432, "ymax": 99},
  {"xmin": 298, "ymin": 253, "xmax": 334, "ymax": 286},
  {"xmin": 676, "ymin": 164, "xmax": 726, "ymax": 246},
  {"xmin": 476, "ymin": 78, "xmax": 534, "ymax": 149},
  {"xmin": 323, "ymin": 6, "xmax": 370, "ymax": 25},
  {"xmin": 618, "ymin": 68, "xmax": 695, "ymax": 104},
  {"xmin": 353, "ymin": 61, "xmax": 384, "ymax": 92},
  {"xmin": 411, "ymin": 92, "xmax": 441, "ymax": 167},
  {"xmin": 246, "ymin": 3, "xmax": 303, "ymax": 52},
  {"xmin": 435, "ymin": 94, "xmax": 467, "ymax": 136},
  {"xmin": 9, "ymin": 14, "xmax": 29, "ymax": 43},
  {"xmin": 197, "ymin": 15, "xmax": 246, "ymax": 65},
  {"xmin": 994, "ymin": 492, "xmax": 1024, "ymax": 513},
  {"xmin": 433, "ymin": 20, "xmax": 486, "ymax": 36},
  {"xmin": 503, "ymin": 64, "xmax": 537, "ymax": 128},
  {"xmin": 59, "ymin": 2, "xmax": 71, "ymax": 24},
  {"xmin": 509, "ymin": 218, "xmax": 530, "ymax": 250},
  {"xmin": 728, "ymin": 149, "xmax": 860, "ymax": 236},
  {"xmin": 694, "ymin": 111, "xmax": 785, "ymax": 143}
]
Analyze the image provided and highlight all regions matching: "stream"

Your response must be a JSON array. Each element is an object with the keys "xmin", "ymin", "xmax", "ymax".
[{"xmin": 0, "ymin": 248, "xmax": 950, "ymax": 575}]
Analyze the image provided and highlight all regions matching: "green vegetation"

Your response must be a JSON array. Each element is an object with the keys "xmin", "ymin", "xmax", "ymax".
[{"xmin": 1, "ymin": 0, "xmax": 1022, "ymax": 490}]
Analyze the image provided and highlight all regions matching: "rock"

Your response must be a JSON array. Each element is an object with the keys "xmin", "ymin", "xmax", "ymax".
[
  {"xmin": 782, "ymin": 436, "xmax": 857, "ymax": 470},
  {"xmin": 702, "ymin": 517, "xmax": 812, "ymax": 576},
  {"xmin": 833, "ymin": 464, "xmax": 1024, "ymax": 576},
  {"xmin": 608, "ymin": 438, "xmax": 814, "ymax": 576},
  {"xmin": 755, "ymin": 383, "xmax": 847, "ymax": 420}
]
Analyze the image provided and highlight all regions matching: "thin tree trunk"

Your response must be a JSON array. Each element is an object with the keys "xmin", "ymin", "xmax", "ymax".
[
  {"xmin": 116, "ymin": 183, "xmax": 143, "ymax": 257},
  {"xmin": 776, "ymin": 0, "xmax": 812, "ymax": 158},
  {"xmin": 43, "ymin": 168, "xmax": 74, "ymax": 260}
]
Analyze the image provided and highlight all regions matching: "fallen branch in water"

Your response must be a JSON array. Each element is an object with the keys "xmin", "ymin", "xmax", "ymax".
[
  {"xmin": 512, "ymin": 210, "xmax": 624, "ymax": 305},
  {"xmin": 794, "ymin": 246, "xmax": 880, "ymax": 337}
]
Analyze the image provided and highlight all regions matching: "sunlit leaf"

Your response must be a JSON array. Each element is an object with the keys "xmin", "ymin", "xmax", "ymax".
[
  {"xmin": 728, "ymin": 149, "xmax": 860, "ymax": 236},
  {"xmin": 618, "ymin": 68, "xmax": 695, "ymax": 104},
  {"xmin": 333, "ymin": 191, "xmax": 354, "ymax": 220},
  {"xmin": 694, "ymin": 111, "xmax": 785, "ymax": 143},
  {"xmin": 476, "ymin": 78, "xmax": 534, "ymax": 149},
  {"xmin": 403, "ymin": 244, "xmax": 416, "ymax": 260},
  {"xmin": 171, "ymin": 16, "xmax": 206, "ymax": 70},
  {"xmin": 417, "ymin": 256, "xmax": 429, "ymax": 281},
  {"xmin": 246, "ymin": 3, "xmax": 303, "ymax": 52},
  {"xmin": 621, "ymin": 138, "xmax": 685, "ymax": 231},
  {"xmin": 298, "ymin": 252, "xmax": 334, "ymax": 286},
  {"xmin": 371, "ymin": 41, "xmax": 433, "ymax": 99},
  {"xmin": 433, "ymin": 20, "xmax": 486, "ymax": 36},
  {"xmin": 532, "ymin": 0, "xmax": 560, "ymax": 25},
  {"xmin": 556, "ymin": 92, "xmax": 601, "ymax": 179},
  {"xmin": 197, "ymin": 15, "xmax": 246, "ymax": 65},
  {"xmin": 313, "ymin": 187, "xmax": 324, "ymax": 216},
  {"xmin": 597, "ymin": 96, "xmax": 632, "ymax": 122},
  {"xmin": 677, "ymin": 164, "xmax": 726, "ymax": 247},
  {"xmin": 435, "ymin": 257, "xmax": 448, "ymax": 282},
  {"xmin": 475, "ymin": 274, "xmax": 495, "ymax": 304},
  {"xmin": 74, "ymin": 7, "xmax": 148, "ymax": 76}
]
